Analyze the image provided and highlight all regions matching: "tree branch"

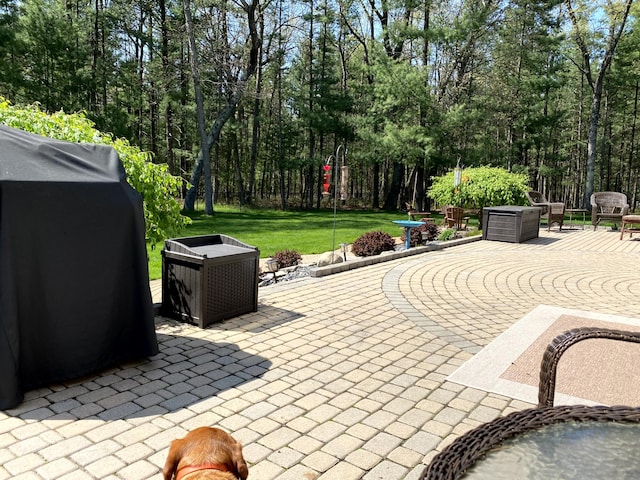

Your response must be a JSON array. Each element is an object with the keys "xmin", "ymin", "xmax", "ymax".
[{"xmin": 564, "ymin": 0, "xmax": 594, "ymax": 90}]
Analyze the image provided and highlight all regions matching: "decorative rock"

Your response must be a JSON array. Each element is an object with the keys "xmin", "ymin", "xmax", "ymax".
[
  {"xmin": 259, "ymin": 265, "xmax": 312, "ymax": 287},
  {"xmin": 317, "ymin": 251, "xmax": 344, "ymax": 267}
]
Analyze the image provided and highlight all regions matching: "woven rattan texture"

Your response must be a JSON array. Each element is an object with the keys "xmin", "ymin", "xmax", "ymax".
[
  {"xmin": 204, "ymin": 258, "xmax": 258, "ymax": 326},
  {"xmin": 538, "ymin": 327, "xmax": 640, "ymax": 407},
  {"xmin": 421, "ymin": 405, "xmax": 640, "ymax": 480}
]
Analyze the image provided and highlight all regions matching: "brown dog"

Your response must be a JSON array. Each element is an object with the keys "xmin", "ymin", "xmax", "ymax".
[{"xmin": 163, "ymin": 427, "xmax": 249, "ymax": 480}]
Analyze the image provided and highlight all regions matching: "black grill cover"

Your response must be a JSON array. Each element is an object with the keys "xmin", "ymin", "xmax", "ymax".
[{"xmin": 0, "ymin": 125, "xmax": 158, "ymax": 409}]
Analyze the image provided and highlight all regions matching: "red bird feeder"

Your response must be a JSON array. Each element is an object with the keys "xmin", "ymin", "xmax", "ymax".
[{"xmin": 322, "ymin": 164, "xmax": 332, "ymax": 195}]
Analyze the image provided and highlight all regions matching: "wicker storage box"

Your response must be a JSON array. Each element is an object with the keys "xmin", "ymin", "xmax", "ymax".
[
  {"xmin": 162, "ymin": 234, "xmax": 259, "ymax": 328},
  {"xmin": 482, "ymin": 206, "xmax": 541, "ymax": 243}
]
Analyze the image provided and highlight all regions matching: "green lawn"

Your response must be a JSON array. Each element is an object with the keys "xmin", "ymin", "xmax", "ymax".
[
  {"xmin": 146, "ymin": 206, "xmax": 595, "ymax": 280},
  {"xmin": 146, "ymin": 206, "xmax": 450, "ymax": 280}
]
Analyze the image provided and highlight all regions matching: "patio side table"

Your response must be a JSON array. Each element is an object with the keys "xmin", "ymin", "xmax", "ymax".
[{"xmin": 566, "ymin": 208, "xmax": 588, "ymax": 230}]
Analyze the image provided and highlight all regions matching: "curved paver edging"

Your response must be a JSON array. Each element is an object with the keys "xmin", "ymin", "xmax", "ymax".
[
  {"xmin": 381, "ymin": 256, "xmax": 484, "ymax": 353},
  {"xmin": 309, "ymin": 235, "xmax": 482, "ymax": 277}
]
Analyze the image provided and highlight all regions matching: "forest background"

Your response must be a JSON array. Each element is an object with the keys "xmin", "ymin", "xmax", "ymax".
[{"xmin": 1, "ymin": 0, "xmax": 638, "ymax": 214}]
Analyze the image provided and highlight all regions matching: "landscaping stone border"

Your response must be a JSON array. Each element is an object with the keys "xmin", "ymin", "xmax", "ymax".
[{"xmin": 309, "ymin": 235, "xmax": 482, "ymax": 277}]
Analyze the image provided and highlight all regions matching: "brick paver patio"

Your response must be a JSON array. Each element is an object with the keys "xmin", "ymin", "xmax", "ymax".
[{"xmin": 1, "ymin": 228, "xmax": 639, "ymax": 479}]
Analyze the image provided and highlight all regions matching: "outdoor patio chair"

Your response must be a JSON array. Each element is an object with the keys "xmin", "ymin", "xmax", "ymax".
[
  {"xmin": 445, "ymin": 206, "xmax": 469, "ymax": 230},
  {"xmin": 526, "ymin": 190, "xmax": 565, "ymax": 231},
  {"xmin": 590, "ymin": 191, "xmax": 629, "ymax": 230}
]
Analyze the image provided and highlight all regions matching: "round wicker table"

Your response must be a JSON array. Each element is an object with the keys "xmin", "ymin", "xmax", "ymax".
[{"xmin": 421, "ymin": 405, "xmax": 640, "ymax": 480}]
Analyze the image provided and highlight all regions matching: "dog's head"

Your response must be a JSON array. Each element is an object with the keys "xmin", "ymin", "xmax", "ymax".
[{"xmin": 163, "ymin": 427, "xmax": 249, "ymax": 480}]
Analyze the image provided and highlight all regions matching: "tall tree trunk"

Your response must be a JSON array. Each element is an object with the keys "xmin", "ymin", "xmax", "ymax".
[
  {"xmin": 383, "ymin": 162, "xmax": 404, "ymax": 210},
  {"xmin": 183, "ymin": 0, "xmax": 261, "ymax": 212},
  {"xmin": 599, "ymin": 94, "xmax": 611, "ymax": 190},
  {"xmin": 372, "ymin": 162, "xmax": 380, "ymax": 209},
  {"xmin": 341, "ymin": 0, "xmax": 380, "ymax": 209},
  {"xmin": 306, "ymin": 0, "xmax": 315, "ymax": 209},
  {"xmin": 90, "ymin": 0, "xmax": 100, "ymax": 112},
  {"xmin": 306, "ymin": 163, "xmax": 314, "ymax": 208},
  {"xmin": 627, "ymin": 80, "xmax": 638, "ymax": 199},
  {"xmin": 232, "ymin": 129, "xmax": 246, "ymax": 205},
  {"xmin": 136, "ymin": 7, "xmax": 145, "ymax": 144},
  {"xmin": 316, "ymin": 13, "xmax": 329, "ymax": 210},
  {"xmin": 159, "ymin": 0, "xmax": 176, "ymax": 175},
  {"xmin": 277, "ymin": 0, "xmax": 287, "ymax": 211},
  {"xmin": 183, "ymin": 0, "xmax": 213, "ymax": 214},
  {"xmin": 573, "ymin": 72, "xmax": 585, "ymax": 208},
  {"xmin": 565, "ymin": 0, "xmax": 633, "ymax": 208},
  {"xmin": 247, "ymin": 44, "xmax": 262, "ymax": 205},
  {"xmin": 179, "ymin": 42, "xmax": 189, "ymax": 199},
  {"xmin": 588, "ymin": 83, "xmax": 606, "ymax": 200},
  {"xmin": 148, "ymin": 12, "xmax": 158, "ymax": 157},
  {"xmin": 418, "ymin": 0, "xmax": 430, "ymax": 212}
]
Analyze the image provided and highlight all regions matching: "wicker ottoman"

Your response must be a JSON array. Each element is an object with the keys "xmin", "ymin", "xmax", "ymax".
[
  {"xmin": 620, "ymin": 215, "xmax": 640, "ymax": 240},
  {"xmin": 162, "ymin": 234, "xmax": 259, "ymax": 328}
]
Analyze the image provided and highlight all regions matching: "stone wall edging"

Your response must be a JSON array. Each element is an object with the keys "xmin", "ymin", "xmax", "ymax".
[{"xmin": 309, "ymin": 235, "xmax": 482, "ymax": 277}]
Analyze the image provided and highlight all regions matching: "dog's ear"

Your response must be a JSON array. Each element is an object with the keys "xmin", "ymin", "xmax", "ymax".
[
  {"xmin": 162, "ymin": 438, "xmax": 184, "ymax": 480},
  {"xmin": 230, "ymin": 440, "xmax": 249, "ymax": 480}
]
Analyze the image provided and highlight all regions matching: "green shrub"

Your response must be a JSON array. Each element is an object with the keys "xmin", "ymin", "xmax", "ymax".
[
  {"xmin": 438, "ymin": 228, "xmax": 455, "ymax": 241},
  {"xmin": 273, "ymin": 249, "xmax": 302, "ymax": 268},
  {"xmin": 429, "ymin": 166, "xmax": 528, "ymax": 212},
  {"xmin": 0, "ymin": 97, "xmax": 189, "ymax": 243},
  {"xmin": 351, "ymin": 231, "xmax": 396, "ymax": 257}
]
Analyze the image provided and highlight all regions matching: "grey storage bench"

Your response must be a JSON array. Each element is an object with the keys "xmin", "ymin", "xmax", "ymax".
[
  {"xmin": 482, "ymin": 206, "xmax": 541, "ymax": 243},
  {"xmin": 162, "ymin": 234, "xmax": 259, "ymax": 328}
]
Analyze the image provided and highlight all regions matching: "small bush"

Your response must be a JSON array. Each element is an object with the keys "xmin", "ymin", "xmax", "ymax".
[
  {"xmin": 401, "ymin": 219, "xmax": 440, "ymax": 246},
  {"xmin": 401, "ymin": 228, "xmax": 419, "ymax": 247},
  {"xmin": 351, "ymin": 231, "xmax": 396, "ymax": 257},
  {"xmin": 438, "ymin": 228, "xmax": 455, "ymax": 241},
  {"xmin": 420, "ymin": 221, "xmax": 440, "ymax": 242},
  {"xmin": 273, "ymin": 249, "xmax": 302, "ymax": 268},
  {"xmin": 0, "ymin": 98, "xmax": 188, "ymax": 243}
]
